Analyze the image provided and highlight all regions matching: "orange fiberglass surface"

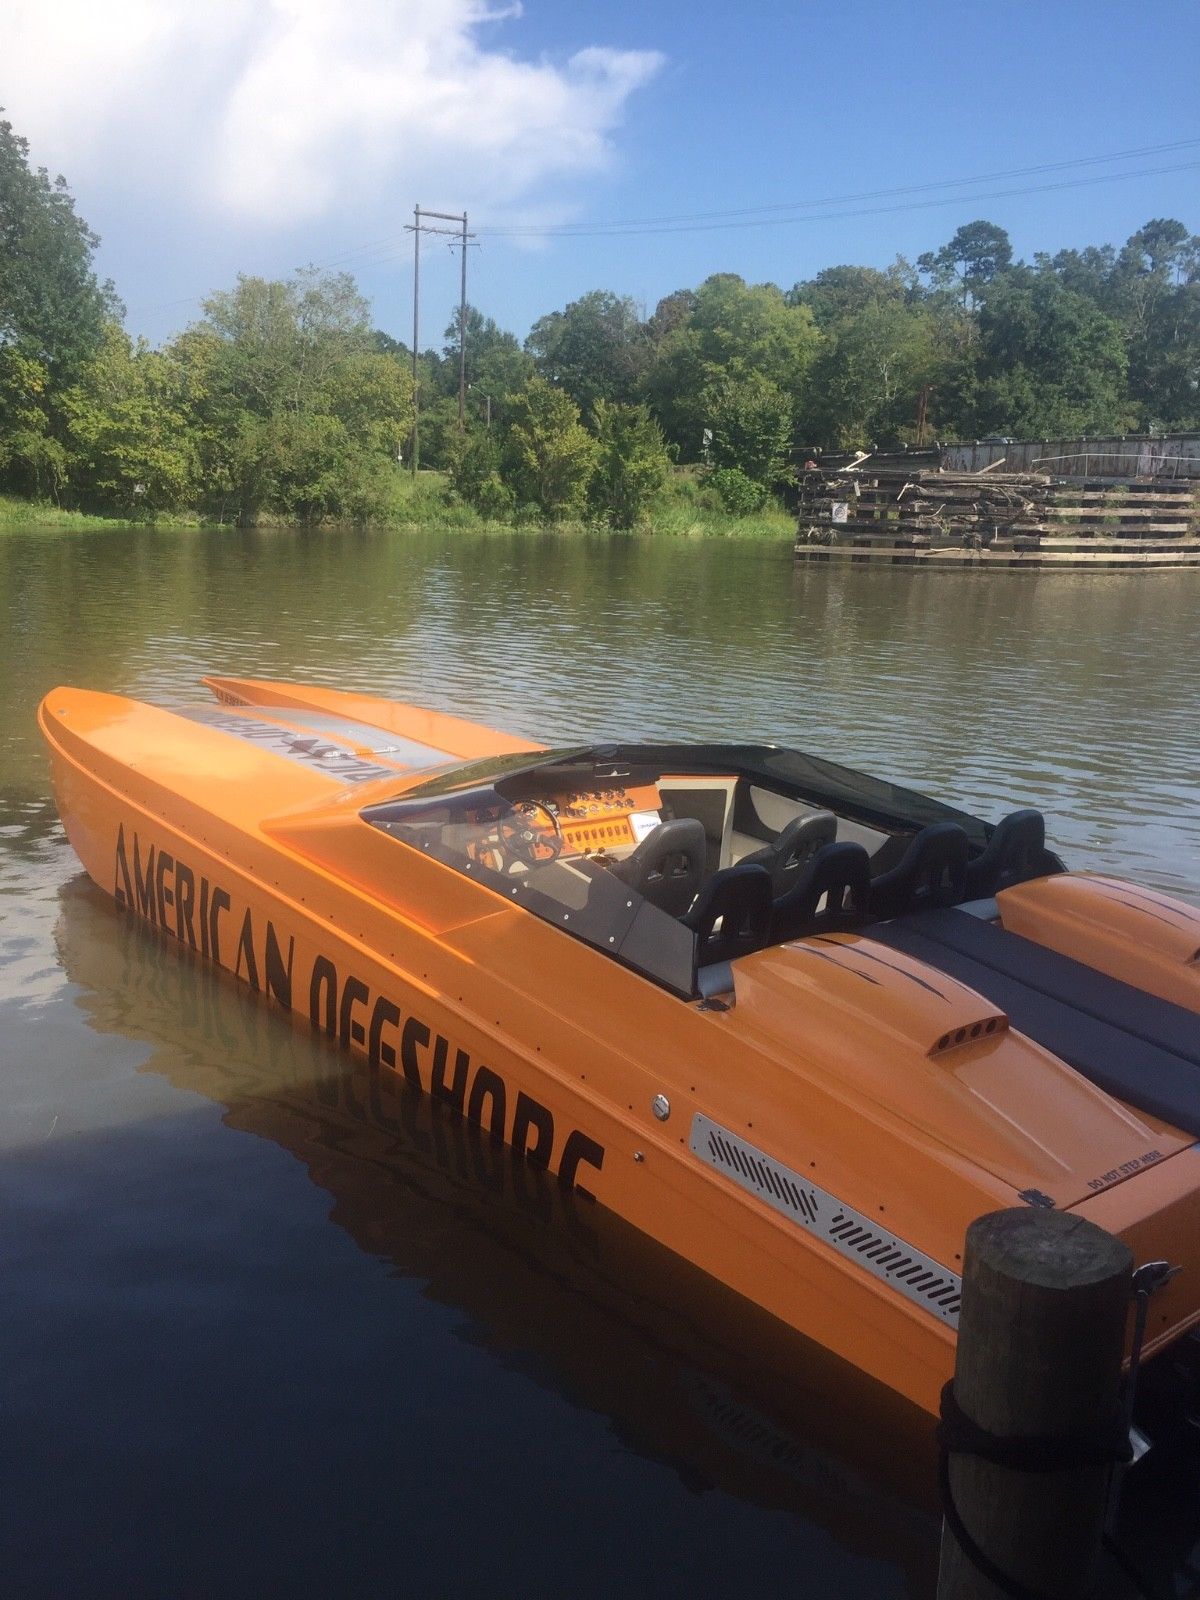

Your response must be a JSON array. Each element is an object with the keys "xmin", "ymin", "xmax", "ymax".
[{"xmin": 38, "ymin": 677, "xmax": 1200, "ymax": 1418}]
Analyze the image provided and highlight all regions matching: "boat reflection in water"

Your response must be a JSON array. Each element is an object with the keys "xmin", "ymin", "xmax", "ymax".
[{"xmin": 56, "ymin": 874, "xmax": 943, "ymax": 1594}]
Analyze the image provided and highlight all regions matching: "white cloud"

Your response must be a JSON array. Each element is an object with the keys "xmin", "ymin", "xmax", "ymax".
[{"xmin": 0, "ymin": 0, "xmax": 663, "ymax": 225}]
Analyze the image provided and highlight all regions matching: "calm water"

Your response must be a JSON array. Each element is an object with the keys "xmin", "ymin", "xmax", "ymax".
[{"xmin": 2, "ymin": 525, "xmax": 1198, "ymax": 1598}]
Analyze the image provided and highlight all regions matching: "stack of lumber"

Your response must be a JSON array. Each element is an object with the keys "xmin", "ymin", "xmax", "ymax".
[{"xmin": 796, "ymin": 465, "xmax": 1197, "ymax": 549}]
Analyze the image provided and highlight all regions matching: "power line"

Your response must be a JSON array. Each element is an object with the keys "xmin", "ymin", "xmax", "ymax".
[
  {"xmin": 311, "ymin": 160, "xmax": 1200, "ymax": 276},
  {"xmin": 297, "ymin": 157, "xmax": 1200, "ymax": 273},
  {"xmin": 122, "ymin": 139, "xmax": 1200, "ymax": 318},
  {"xmin": 474, "ymin": 137, "xmax": 1200, "ymax": 237},
  {"xmin": 477, "ymin": 159, "xmax": 1200, "ymax": 240}
]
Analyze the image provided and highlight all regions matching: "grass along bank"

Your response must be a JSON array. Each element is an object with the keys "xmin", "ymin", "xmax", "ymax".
[
  {"xmin": 0, "ymin": 474, "xmax": 797, "ymax": 541},
  {"xmin": 0, "ymin": 496, "xmax": 223, "ymax": 533}
]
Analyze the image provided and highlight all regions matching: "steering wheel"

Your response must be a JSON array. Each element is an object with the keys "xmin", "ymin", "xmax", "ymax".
[{"xmin": 495, "ymin": 801, "xmax": 563, "ymax": 865}]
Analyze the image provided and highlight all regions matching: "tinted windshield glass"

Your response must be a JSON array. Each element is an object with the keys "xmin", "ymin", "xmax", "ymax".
[
  {"xmin": 399, "ymin": 745, "xmax": 587, "ymax": 798},
  {"xmin": 387, "ymin": 741, "xmax": 987, "ymax": 843},
  {"xmin": 362, "ymin": 784, "xmax": 697, "ymax": 997},
  {"xmin": 362, "ymin": 740, "xmax": 991, "ymax": 999}
]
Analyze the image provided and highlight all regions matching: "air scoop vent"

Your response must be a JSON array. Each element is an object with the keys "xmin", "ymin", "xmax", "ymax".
[
  {"xmin": 931, "ymin": 1014, "xmax": 1008, "ymax": 1055},
  {"xmin": 690, "ymin": 1114, "xmax": 961, "ymax": 1326}
]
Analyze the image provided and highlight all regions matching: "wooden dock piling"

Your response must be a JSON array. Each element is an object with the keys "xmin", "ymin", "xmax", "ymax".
[{"xmin": 936, "ymin": 1209, "xmax": 1132, "ymax": 1599}]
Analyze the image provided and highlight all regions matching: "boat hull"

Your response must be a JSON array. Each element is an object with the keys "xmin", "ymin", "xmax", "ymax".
[
  {"xmin": 39, "ymin": 692, "xmax": 971, "ymax": 1413},
  {"xmin": 38, "ymin": 682, "xmax": 1200, "ymax": 1416}
]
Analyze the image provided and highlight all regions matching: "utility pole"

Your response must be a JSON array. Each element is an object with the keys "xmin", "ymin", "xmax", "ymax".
[
  {"xmin": 459, "ymin": 211, "xmax": 468, "ymax": 429},
  {"xmin": 410, "ymin": 204, "xmax": 420, "ymax": 477},
  {"xmin": 404, "ymin": 206, "xmax": 476, "ymax": 472}
]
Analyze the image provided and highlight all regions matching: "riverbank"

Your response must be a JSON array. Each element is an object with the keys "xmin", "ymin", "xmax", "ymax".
[
  {"xmin": 0, "ymin": 497, "xmax": 219, "ymax": 533},
  {"xmin": 0, "ymin": 479, "xmax": 796, "ymax": 541}
]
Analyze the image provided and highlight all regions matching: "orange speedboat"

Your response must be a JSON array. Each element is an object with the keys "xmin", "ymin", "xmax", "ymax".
[{"xmin": 38, "ymin": 677, "xmax": 1200, "ymax": 1416}]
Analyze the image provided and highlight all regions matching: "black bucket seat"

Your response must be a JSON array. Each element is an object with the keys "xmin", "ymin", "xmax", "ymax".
[
  {"xmin": 683, "ymin": 862, "xmax": 773, "ymax": 970},
  {"xmin": 739, "ymin": 810, "xmax": 838, "ymax": 896},
  {"xmin": 963, "ymin": 808, "xmax": 1058, "ymax": 899},
  {"xmin": 770, "ymin": 842, "xmax": 873, "ymax": 943},
  {"xmin": 869, "ymin": 822, "xmax": 971, "ymax": 921},
  {"xmin": 610, "ymin": 817, "xmax": 707, "ymax": 918}
]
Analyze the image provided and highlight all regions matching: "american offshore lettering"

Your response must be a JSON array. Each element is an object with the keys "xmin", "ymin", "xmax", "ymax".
[{"xmin": 112, "ymin": 824, "xmax": 605, "ymax": 1196}]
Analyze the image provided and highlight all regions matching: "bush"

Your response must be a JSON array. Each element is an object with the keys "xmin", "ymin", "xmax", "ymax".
[
  {"xmin": 502, "ymin": 377, "xmax": 597, "ymax": 521},
  {"xmin": 446, "ymin": 428, "xmax": 515, "ymax": 519},
  {"xmin": 414, "ymin": 395, "xmax": 462, "ymax": 470},
  {"xmin": 587, "ymin": 400, "xmax": 670, "ymax": 529},
  {"xmin": 704, "ymin": 370, "xmax": 794, "ymax": 489},
  {"xmin": 708, "ymin": 466, "xmax": 768, "ymax": 515}
]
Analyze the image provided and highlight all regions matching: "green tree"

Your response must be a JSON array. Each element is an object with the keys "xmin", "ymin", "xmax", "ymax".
[
  {"xmin": 446, "ymin": 427, "xmax": 515, "ymax": 519},
  {"xmin": 63, "ymin": 323, "xmax": 195, "ymax": 513},
  {"xmin": 1107, "ymin": 220, "xmax": 1200, "ymax": 430},
  {"xmin": 0, "ymin": 112, "xmax": 123, "ymax": 500},
  {"xmin": 0, "ymin": 346, "xmax": 67, "ymax": 497},
  {"xmin": 788, "ymin": 264, "xmax": 954, "ymax": 447},
  {"xmin": 587, "ymin": 400, "xmax": 670, "ymax": 529},
  {"xmin": 708, "ymin": 466, "xmax": 767, "ymax": 515},
  {"xmin": 267, "ymin": 412, "xmax": 353, "ymax": 522},
  {"xmin": 0, "ymin": 114, "xmax": 118, "ymax": 385},
  {"xmin": 470, "ymin": 340, "xmax": 536, "ymax": 428},
  {"xmin": 645, "ymin": 288, "xmax": 697, "ymax": 346},
  {"xmin": 197, "ymin": 269, "xmax": 373, "ymax": 417},
  {"xmin": 973, "ymin": 268, "xmax": 1130, "ymax": 436},
  {"xmin": 172, "ymin": 269, "xmax": 412, "ymax": 522},
  {"xmin": 919, "ymin": 221, "xmax": 1014, "ymax": 307},
  {"xmin": 1041, "ymin": 243, "xmax": 1117, "ymax": 304},
  {"xmin": 787, "ymin": 263, "xmax": 906, "ymax": 325},
  {"xmin": 417, "ymin": 394, "xmax": 468, "ymax": 471},
  {"xmin": 320, "ymin": 349, "xmax": 414, "ymax": 457},
  {"xmin": 526, "ymin": 291, "xmax": 649, "ymax": 414},
  {"xmin": 501, "ymin": 378, "xmax": 597, "ymax": 520},
  {"xmin": 704, "ymin": 370, "xmax": 793, "ymax": 487},
  {"xmin": 437, "ymin": 304, "xmax": 535, "ymax": 432},
  {"xmin": 644, "ymin": 274, "xmax": 819, "ymax": 459}
]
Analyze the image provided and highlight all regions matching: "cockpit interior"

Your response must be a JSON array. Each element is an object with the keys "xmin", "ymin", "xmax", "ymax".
[{"xmin": 363, "ymin": 744, "xmax": 1059, "ymax": 999}]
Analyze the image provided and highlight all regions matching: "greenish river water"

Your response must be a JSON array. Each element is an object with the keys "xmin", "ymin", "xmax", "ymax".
[{"xmin": 1, "ymin": 525, "xmax": 1197, "ymax": 1597}]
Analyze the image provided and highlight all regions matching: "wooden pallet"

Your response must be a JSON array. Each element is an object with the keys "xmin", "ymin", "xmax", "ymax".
[{"xmin": 795, "ymin": 467, "xmax": 1198, "ymax": 557}]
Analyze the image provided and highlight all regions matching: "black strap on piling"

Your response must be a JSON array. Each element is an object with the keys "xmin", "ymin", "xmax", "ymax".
[
  {"xmin": 937, "ymin": 1380, "xmax": 1134, "ymax": 1600},
  {"xmin": 938, "ymin": 1381, "xmax": 1133, "ymax": 1472}
]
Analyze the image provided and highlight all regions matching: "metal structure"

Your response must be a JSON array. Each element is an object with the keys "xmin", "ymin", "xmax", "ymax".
[
  {"xmin": 690, "ymin": 1114, "xmax": 962, "ymax": 1326},
  {"xmin": 943, "ymin": 434, "xmax": 1200, "ymax": 479},
  {"xmin": 802, "ymin": 434, "xmax": 1200, "ymax": 482},
  {"xmin": 405, "ymin": 207, "xmax": 476, "ymax": 475}
]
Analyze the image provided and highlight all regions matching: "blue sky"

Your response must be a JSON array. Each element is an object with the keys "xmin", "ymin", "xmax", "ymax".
[{"xmin": 3, "ymin": 0, "xmax": 1197, "ymax": 349}]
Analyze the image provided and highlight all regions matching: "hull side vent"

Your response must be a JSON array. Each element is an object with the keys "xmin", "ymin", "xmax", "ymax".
[{"xmin": 690, "ymin": 1113, "xmax": 961, "ymax": 1326}]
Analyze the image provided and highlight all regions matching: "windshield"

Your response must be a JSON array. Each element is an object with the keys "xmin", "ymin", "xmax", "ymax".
[
  {"xmin": 398, "ymin": 745, "xmax": 588, "ymax": 798},
  {"xmin": 362, "ymin": 741, "xmax": 993, "ymax": 996},
  {"xmin": 363, "ymin": 781, "xmax": 697, "ymax": 995}
]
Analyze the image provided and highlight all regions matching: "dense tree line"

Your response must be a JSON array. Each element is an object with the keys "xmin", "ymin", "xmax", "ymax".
[{"xmin": 2, "ymin": 112, "xmax": 1197, "ymax": 525}]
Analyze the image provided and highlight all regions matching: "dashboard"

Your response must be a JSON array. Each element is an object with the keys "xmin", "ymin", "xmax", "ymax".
[{"xmin": 546, "ymin": 783, "xmax": 663, "ymax": 856}]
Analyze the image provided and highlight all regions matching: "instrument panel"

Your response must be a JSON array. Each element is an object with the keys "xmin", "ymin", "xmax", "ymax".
[{"xmin": 550, "ymin": 784, "xmax": 663, "ymax": 856}]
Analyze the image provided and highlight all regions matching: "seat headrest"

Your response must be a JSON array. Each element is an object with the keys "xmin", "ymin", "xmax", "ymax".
[
  {"xmin": 770, "ymin": 841, "xmax": 872, "ymax": 942},
  {"xmin": 684, "ymin": 863, "xmax": 773, "ymax": 970}
]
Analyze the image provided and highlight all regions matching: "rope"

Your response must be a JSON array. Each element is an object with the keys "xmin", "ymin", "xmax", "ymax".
[
  {"xmin": 938, "ymin": 1382, "xmax": 1133, "ymax": 1472},
  {"xmin": 937, "ymin": 1445, "xmax": 1056, "ymax": 1600},
  {"xmin": 937, "ymin": 1381, "xmax": 1133, "ymax": 1600}
]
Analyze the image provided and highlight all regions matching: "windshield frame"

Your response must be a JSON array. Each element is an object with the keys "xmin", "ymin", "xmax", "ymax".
[
  {"xmin": 396, "ymin": 741, "xmax": 989, "ymax": 846},
  {"xmin": 363, "ymin": 781, "xmax": 697, "ymax": 996},
  {"xmin": 362, "ymin": 740, "xmax": 993, "ymax": 1000}
]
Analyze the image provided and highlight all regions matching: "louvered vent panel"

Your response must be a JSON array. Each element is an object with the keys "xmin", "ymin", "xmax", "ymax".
[{"xmin": 690, "ymin": 1113, "xmax": 961, "ymax": 1326}]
